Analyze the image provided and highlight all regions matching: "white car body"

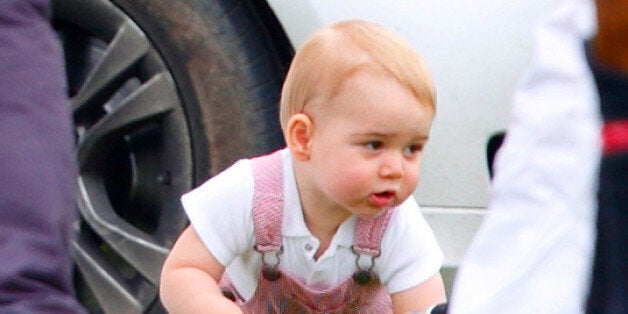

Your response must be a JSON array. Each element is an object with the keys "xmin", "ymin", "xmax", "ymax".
[{"xmin": 265, "ymin": 0, "xmax": 559, "ymax": 292}]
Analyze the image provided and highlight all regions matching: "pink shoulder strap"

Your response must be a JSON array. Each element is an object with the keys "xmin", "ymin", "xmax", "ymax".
[
  {"xmin": 353, "ymin": 208, "xmax": 395, "ymax": 256},
  {"xmin": 250, "ymin": 150, "xmax": 284, "ymax": 252}
]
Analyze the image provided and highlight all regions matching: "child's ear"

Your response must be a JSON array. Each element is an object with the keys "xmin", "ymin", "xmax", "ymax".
[{"xmin": 285, "ymin": 113, "xmax": 313, "ymax": 161}]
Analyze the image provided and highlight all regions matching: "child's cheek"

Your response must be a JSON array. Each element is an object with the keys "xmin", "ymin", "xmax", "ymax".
[
  {"xmin": 332, "ymin": 166, "xmax": 372, "ymax": 196},
  {"xmin": 402, "ymin": 166, "xmax": 421, "ymax": 197}
]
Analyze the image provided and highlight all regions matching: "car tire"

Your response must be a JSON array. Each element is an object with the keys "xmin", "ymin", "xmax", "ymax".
[{"xmin": 52, "ymin": 0, "xmax": 291, "ymax": 312}]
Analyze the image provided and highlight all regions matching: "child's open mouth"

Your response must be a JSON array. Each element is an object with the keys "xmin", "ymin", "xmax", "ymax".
[{"xmin": 368, "ymin": 191, "xmax": 395, "ymax": 207}]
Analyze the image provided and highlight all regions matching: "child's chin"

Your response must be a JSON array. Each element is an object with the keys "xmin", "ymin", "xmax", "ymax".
[{"xmin": 356, "ymin": 207, "xmax": 387, "ymax": 218}]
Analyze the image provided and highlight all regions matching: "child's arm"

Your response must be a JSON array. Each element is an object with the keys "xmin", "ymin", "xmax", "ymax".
[
  {"xmin": 391, "ymin": 272, "xmax": 447, "ymax": 314},
  {"xmin": 160, "ymin": 226, "xmax": 243, "ymax": 314}
]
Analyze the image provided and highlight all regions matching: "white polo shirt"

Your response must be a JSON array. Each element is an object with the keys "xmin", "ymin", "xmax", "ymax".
[{"xmin": 182, "ymin": 148, "xmax": 443, "ymax": 301}]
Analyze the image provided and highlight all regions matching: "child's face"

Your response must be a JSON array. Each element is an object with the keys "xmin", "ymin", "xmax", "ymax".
[{"xmin": 305, "ymin": 70, "xmax": 434, "ymax": 218}]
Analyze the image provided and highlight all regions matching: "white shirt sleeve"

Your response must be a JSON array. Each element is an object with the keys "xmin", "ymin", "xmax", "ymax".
[
  {"xmin": 181, "ymin": 159, "xmax": 256, "ymax": 266},
  {"xmin": 449, "ymin": 1, "xmax": 599, "ymax": 313},
  {"xmin": 378, "ymin": 196, "xmax": 444, "ymax": 294}
]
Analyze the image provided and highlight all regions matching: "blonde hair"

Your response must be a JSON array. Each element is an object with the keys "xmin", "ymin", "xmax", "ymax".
[{"xmin": 279, "ymin": 19, "xmax": 435, "ymax": 130}]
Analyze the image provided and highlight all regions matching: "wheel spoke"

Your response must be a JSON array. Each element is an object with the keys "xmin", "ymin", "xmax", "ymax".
[
  {"xmin": 54, "ymin": 0, "xmax": 199, "ymax": 311},
  {"xmin": 77, "ymin": 173, "xmax": 170, "ymax": 285},
  {"xmin": 72, "ymin": 236, "xmax": 144, "ymax": 314},
  {"xmin": 77, "ymin": 73, "xmax": 179, "ymax": 169},
  {"xmin": 72, "ymin": 21, "xmax": 149, "ymax": 115}
]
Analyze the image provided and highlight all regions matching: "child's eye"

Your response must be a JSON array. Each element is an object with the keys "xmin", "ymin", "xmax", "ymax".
[
  {"xmin": 365, "ymin": 141, "xmax": 383, "ymax": 150},
  {"xmin": 404, "ymin": 144, "xmax": 423, "ymax": 156}
]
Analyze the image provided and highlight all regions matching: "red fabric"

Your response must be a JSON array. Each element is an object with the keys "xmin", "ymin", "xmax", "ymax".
[{"xmin": 602, "ymin": 120, "xmax": 628, "ymax": 155}]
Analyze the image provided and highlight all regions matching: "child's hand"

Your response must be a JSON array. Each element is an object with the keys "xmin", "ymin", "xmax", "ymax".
[{"xmin": 595, "ymin": 0, "xmax": 628, "ymax": 72}]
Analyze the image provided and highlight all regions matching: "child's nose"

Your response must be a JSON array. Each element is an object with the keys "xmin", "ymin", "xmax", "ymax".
[{"xmin": 379, "ymin": 152, "xmax": 404, "ymax": 179}]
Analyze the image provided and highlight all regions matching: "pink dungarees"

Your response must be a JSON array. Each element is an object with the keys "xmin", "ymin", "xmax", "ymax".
[{"xmin": 220, "ymin": 151, "xmax": 394, "ymax": 313}]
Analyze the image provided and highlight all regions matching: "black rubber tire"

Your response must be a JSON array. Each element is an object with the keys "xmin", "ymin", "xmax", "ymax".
[
  {"xmin": 113, "ymin": 0, "xmax": 290, "ymax": 178},
  {"xmin": 52, "ymin": 0, "xmax": 291, "ymax": 312}
]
